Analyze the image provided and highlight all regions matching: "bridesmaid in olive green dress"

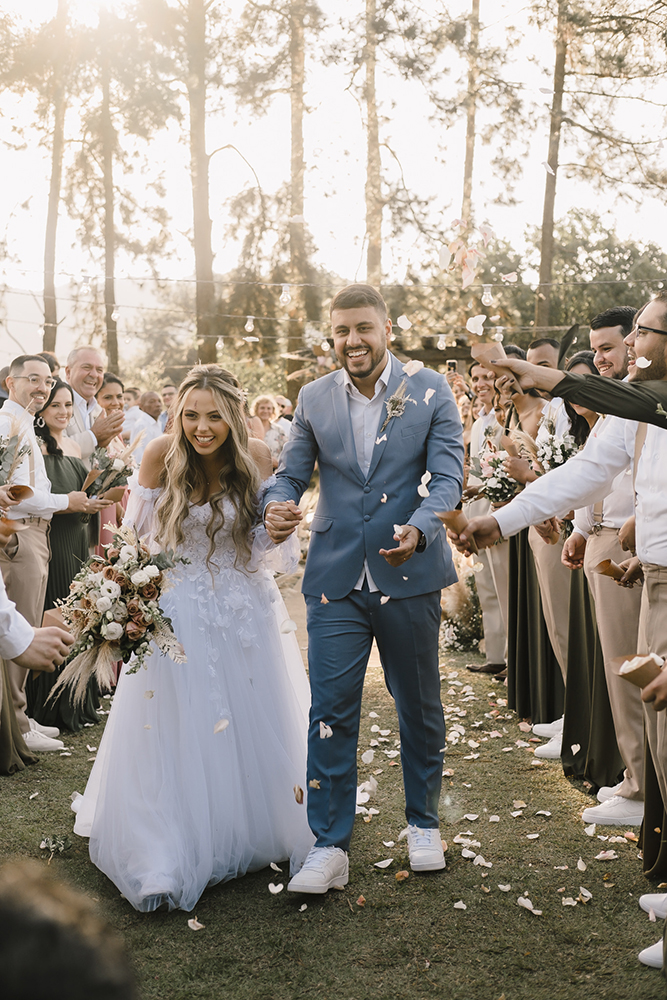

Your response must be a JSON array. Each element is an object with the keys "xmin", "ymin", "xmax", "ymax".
[{"xmin": 26, "ymin": 380, "xmax": 112, "ymax": 732}]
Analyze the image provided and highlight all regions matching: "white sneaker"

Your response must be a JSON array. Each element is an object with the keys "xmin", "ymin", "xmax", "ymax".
[
  {"xmin": 405, "ymin": 825, "xmax": 446, "ymax": 871},
  {"xmin": 638, "ymin": 940, "xmax": 663, "ymax": 969},
  {"xmin": 640, "ymin": 893, "xmax": 667, "ymax": 920},
  {"xmin": 287, "ymin": 846, "xmax": 349, "ymax": 894},
  {"xmin": 581, "ymin": 795, "xmax": 644, "ymax": 826},
  {"xmin": 29, "ymin": 718, "xmax": 60, "ymax": 739},
  {"xmin": 533, "ymin": 734, "xmax": 562, "ymax": 759},
  {"xmin": 23, "ymin": 730, "xmax": 65, "ymax": 752},
  {"xmin": 532, "ymin": 717, "xmax": 564, "ymax": 739},
  {"xmin": 597, "ymin": 781, "xmax": 623, "ymax": 803}
]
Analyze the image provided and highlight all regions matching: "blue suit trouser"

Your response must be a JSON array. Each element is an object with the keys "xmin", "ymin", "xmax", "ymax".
[{"xmin": 304, "ymin": 586, "xmax": 445, "ymax": 850}]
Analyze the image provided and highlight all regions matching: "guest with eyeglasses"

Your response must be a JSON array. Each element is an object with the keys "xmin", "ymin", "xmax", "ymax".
[{"xmin": 0, "ymin": 355, "xmax": 107, "ymax": 753}]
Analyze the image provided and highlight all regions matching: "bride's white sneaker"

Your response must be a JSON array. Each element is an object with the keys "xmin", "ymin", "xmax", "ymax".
[
  {"xmin": 405, "ymin": 825, "xmax": 445, "ymax": 871},
  {"xmin": 287, "ymin": 846, "xmax": 349, "ymax": 893}
]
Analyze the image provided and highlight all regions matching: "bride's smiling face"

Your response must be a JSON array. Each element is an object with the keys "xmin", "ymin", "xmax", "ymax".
[{"xmin": 182, "ymin": 388, "xmax": 231, "ymax": 455}]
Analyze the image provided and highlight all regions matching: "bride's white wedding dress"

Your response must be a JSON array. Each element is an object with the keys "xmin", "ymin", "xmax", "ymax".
[{"xmin": 72, "ymin": 476, "xmax": 314, "ymax": 912}]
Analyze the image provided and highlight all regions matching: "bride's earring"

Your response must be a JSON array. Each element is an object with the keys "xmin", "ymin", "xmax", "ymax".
[{"xmin": 35, "ymin": 416, "xmax": 45, "ymax": 428}]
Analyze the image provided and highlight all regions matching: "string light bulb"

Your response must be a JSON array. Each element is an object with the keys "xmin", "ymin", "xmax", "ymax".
[
  {"xmin": 111, "ymin": 308, "xmax": 119, "ymax": 322},
  {"xmin": 280, "ymin": 284, "xmax": 292, "ymax": 305},
  {"xmin": 481, "ymin": 285, "xmax": 494, "ymax": 307},
  {"xmin": 216, "ymin": 337, "xmax": 224, "ymax": 350},
  {"xmin": 244, "ymin": 316, "xmax": 255, "ymax": 333},
  {"xmin": 436, "ymin": 335, "xmax": 447, "ymax": 351},
  {"xmin": 124, "ymin": 336, "xmax": 131, "ymax": 344}
]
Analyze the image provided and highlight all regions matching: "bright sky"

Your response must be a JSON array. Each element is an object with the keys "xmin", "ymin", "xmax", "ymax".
[{"xmin": 1, "ymin": 0, "xmax": 666, "ymax": 365}]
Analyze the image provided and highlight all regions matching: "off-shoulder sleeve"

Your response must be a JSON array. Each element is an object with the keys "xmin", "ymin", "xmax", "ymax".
[
  {"xmin": 249, "ymin": 475, "xmax": 300, "ymax": 575},
  {"xmin": 123, "ymin": 472, "xmax": 162, "ymax": 540}
]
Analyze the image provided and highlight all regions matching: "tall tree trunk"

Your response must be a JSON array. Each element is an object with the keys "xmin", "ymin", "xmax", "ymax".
[
  {"xmin": 461, "ymin": 0, "xmax": 479, "ymax": 223},
  {"xmin": 286, "ymin": 0, "xmax": 306, "ymax": 405},
  {"xmin": 187, "ymin": 0, "xmax": 215, "ymax": 363},
  {"xmin": 535, "ymin": 0, "xmax": 567, "ymax": 332},
  {"xmin": 364, "ymin": 0, "xmax": 382, "ymax": 286},
  {"xmin": 100, "ymin": 22, "xmax": 118, "ymax": 372},
  {"xmin": 42, "ymin": 0, "xmax": 68, "ymax": 353}
]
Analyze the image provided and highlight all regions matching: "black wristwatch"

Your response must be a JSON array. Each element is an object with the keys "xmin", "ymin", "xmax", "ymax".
[{"xmin": 415, "ymin": 530, "xmax": 427, "ymax": 553}]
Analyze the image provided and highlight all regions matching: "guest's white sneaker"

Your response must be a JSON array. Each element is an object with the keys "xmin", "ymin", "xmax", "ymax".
[
  {"xmin": 29, "ymin": 718, "xmax": 60, "ymax": 739},
  {"xmin": 581, "ymin": 796, "xmax": 644, "ymax": 826},
  {"xmin": 532, "ymin": 717, "xmax": 564, "ymax": 739},
  {"xmin": 638, "ymin": 940, "xmax": 663, "ymax": 968},
  {"xmin": 287, "ymin": 847, "xmax": 349, "ymax": 894},
  {"xmin": 23, "ymin": 730, "xmax": 64, "ymax": 752},
  {"xmin": 597, "ymin": 781, "xmax": 623, "ymax": 803},
  {"xmin": 533, "ymin": 734, "xmax": 562, "ymax": 759},
  {"xmin": 640, "ymin": 893, "xmax": 667, "ymax": 920},
  {"xmin": 405, "ymin": 825, "xmax": 446, "ymax": 871}
]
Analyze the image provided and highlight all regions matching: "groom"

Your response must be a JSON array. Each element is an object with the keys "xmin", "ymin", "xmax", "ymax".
[{"xmin": 264, "ymin": 283, "xmax": 464, "ymax": 892}]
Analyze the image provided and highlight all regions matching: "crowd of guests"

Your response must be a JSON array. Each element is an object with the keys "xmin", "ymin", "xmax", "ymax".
[{"xmin": 0, "ymin": 346, "xmax": 294, "ymax": 766}]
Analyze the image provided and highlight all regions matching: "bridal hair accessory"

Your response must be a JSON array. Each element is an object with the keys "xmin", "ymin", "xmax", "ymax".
[{"xmin": 47, "ymin": 524, "xmax": 190, "ymax": 708}]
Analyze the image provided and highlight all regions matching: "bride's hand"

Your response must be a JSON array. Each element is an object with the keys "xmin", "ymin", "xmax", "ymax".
[{"xmin": 265, "ymin": 501, "xmax": 302, "ymax": 543}]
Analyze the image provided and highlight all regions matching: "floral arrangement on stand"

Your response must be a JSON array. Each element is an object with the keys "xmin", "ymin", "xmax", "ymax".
[{"xmin": 48, "ymin": 524, "xmax": 189, "ymax": 706}]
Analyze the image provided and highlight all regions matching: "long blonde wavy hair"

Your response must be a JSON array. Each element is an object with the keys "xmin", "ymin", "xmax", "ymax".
[{"xmin": 154, "ymin": 365, "xmax": 260, "ymax": 569}]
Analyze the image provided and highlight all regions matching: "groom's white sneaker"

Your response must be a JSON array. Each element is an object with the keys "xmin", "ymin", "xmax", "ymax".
[
  {"xmin": 287, "ymin": 846, "xmax": 349, "ymax": 893},
  {"xmin": 405, "ymin": 825, "xmax": 446, "ymax": 871}
]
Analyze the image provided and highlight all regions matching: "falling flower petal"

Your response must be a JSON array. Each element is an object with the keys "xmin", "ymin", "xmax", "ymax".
[
  {"xmin": 635, "ymin": 356, "xmax": 652, "ymax": 368},
  {"xmin": 396, "ymin": 314, "xmax": 412, "ymax": 331},
  {"xmin": 293, "ymin": 785, "xmax": 304, "ymax": 804},
  {"xmin": 542, "ymin": 160, "xmax": 555, "ymax": 175},
  {"xmin": 375, "ymin": 434, "xmax": 387, "ymax": 445},
  {"xmin": 268, "ymin": 883, "xmax": 284, "ymax": 894},
  {"xmin": 477, "ymin": 223, "xmax": 495, "ymax": 247},
  {"xmin": 423, "ymin": 388, "xmax": 435, "ymax": 406},
  {"xmin": 280, "ymin": 620, "xmax": 298, "ymax": 633},
  {"xmin": 214, "ymin": 718, "xmax": 230, "ymax": 734},
  {"xmin": 439, "ymin": 247, "xmax": 452, "ymax": 270},
  {"xmin": 321, "ymin": 593, "xmax": 329, "ymax": 604},
  {"xmin": 381, "ymin": 493, "xmax": 388, "ymax": 503},
  {"xmin": 453, "ymin": 900, "xmax": 467, "ymax": 910},
  {"xmin": 374, "ymin": 859, "xmax": 393, "ymax": 869},
  {"xmin": 500, "ymin": 272, "xmax": 518, "ymax": 283},
  {"xmin": 393, "ymin": 524, "xmax": 407, "ymax": 538},
  {"xmin": 466, "ymin": 314, "xmax": 487, "ymax": 336},
  {"xmin": 361, "ymin": 749, "xmax": 375, "ymax": 764},
  {"xmin": 380, "ymin": 596, "xmax": 391, "ymax": 605},
  {"xmin": 144, "ymin": 725, "xmax": 151, "ymax": 730},
  {"xmin": 319, "ymin": 721, "xmax": 333, "ymax": 739},
  {"xmin": 188, "ymin": 917, "xmax": 205, "ymax": 930},
  {"xmin": 144, "ymin": 690, "xmax": 154, "ymax": 699},
  {"xmin": 308, "ymin": 779, "xmax": 321, "ymax": 789},
  {"xmin": 571, "ymin": 744, "xmax": 581, "ymax": 755},
  {"xmin": 402, "ymin": 360, "xmax": 424, "ymax": 377}
]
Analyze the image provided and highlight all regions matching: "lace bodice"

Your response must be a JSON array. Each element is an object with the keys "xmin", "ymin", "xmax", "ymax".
[{"xmin": 123, "ymin": 473, "xmax": 298, "ymax": 578}]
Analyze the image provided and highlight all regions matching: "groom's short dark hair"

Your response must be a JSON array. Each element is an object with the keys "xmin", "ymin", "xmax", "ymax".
[{"xmin": 330, "ymin": 284, "xmax": 388, "ymax": 319}]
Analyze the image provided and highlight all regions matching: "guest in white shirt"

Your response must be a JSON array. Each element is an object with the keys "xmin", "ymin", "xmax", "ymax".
[
  {"xmin": 64, "ymin": 347, "xmax": 124, "ymax": 462},
  {"xmin": 0, "ymin": 355, "xmax": 110, "ymax": 753},
  {"xmin": 122, "ymin": 387, "xmax": 141, "ymax": 442},
  {"xmin": 130, "ymin": 392, "xmax": 163, "ymax": 462},
  {"xmin": 158, "ymin": 384, "xmax": 177, "ymax": 433}
]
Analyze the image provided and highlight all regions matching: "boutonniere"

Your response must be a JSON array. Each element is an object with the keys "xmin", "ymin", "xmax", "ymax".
[
  {"xmin": 379, "ymin": 379, "xmax": 417, "ymax": 433},
  {"xmin": 656, "ymin": 403, "xmax": 667, "ymax": 420}
]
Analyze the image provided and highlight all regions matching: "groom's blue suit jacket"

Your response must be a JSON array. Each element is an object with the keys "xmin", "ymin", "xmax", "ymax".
[{"xmin": 264, "ymin": 353, "xmax": 465, "ymax": 600}]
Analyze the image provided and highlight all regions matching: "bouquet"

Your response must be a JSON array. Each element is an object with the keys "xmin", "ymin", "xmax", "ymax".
[
  {"xmin": 79, "ymin": 443, "xmax": 139, "ymax": 521},
  {"xmin": 536, "ymin": 418, "xmax": 578, "ymax": 472},
  {"xmin": 0, "ymin": 418, "xmax": 33, "ymax": 514},
  {"xmin": 469, "ymin": 451, "xmax": 522, "ymax": 505},
  {"xmin": 48, "ymin": 523, "xmax": 189, "ymax": 707}
]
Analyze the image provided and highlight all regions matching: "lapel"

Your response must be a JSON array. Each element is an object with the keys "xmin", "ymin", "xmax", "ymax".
[
  {"xmin": 331, "ymin": 371, "xmax": 365, "ymax": 485},
  {"xmin": 366, "ymin": 354, "xmax": 405, "ymax": 481}
]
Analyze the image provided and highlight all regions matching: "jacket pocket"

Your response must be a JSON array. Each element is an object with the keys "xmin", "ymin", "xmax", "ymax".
[
  {"xmin": 309, "ymin": 515, "xmax": 333, "ymax": 532},
  {"xmin": 400, "ymin": 420, "xmax": 431, "ymax": 438}
]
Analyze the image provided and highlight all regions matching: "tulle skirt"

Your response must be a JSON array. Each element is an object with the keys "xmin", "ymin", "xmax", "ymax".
[{"xmin": 72, "ymin": 564, "xmax": 314, "ymax": 912}]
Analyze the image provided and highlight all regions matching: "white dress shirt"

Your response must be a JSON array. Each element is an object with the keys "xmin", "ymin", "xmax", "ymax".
[
  {"xmin": 343, "ymin": 354, "xmax": 392, "ymax": 592},
  {"xmin": 0, "ymin": 400, "xmax": 69, "ymax": 520},
  {"xmin": 129, "ymin": 410, "xmax": 161, "ymax": 462},
  {"xmin": 494, "ymin": 412, "xmax": 667, "ymax": 567},
  {"xmin": 0, "ymin": 571, "xmax": 34, "ymax": 660},
  {"xmin": 572, "ymin": 416, "xmax": 635, "ymax": 537},
  {"xmin": 468, "ymin": 406, "xmax": 502, "ymax": 483},
  {"xmin": 71, "ymin": 388, "xmax": 99, "ymax": 455}
]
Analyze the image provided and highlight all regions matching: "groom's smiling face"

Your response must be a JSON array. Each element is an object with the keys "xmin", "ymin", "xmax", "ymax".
[{"xmin": 331, "ymin": 306, "xmax": 392, "ymax": 384}]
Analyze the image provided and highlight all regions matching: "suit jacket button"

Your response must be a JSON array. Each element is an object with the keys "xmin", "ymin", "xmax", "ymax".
[
  {"xmin": 364, "ymin": 514, "xmax": 371, "ymax": 522},
  {"xmin": 364, "ymin": 485, "xmax": 371, "ymax": 493}
]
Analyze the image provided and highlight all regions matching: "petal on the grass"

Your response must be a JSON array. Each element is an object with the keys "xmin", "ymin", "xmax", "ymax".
[
  {"xmin": 584, "ymin": 823, "xmax": 596, "ymax": 836},
  {"xmin": 299, "ymin": 903, "xmax": 307, "ymax": 912},
  {"xmin": 357, "ymin": 895, "xmax": 366, "ymax": 907},
  {"xmin": 268, "ymin": 883, "xmax": 284, "ymax": 894},
  {"xmin": 270, "ymin": 862, "xmax": 282, "ymax": 872},
  {"xmin": 374, "ymin": 859, "xmax": 393, "ymax": 869},
  {"xmin": 454, "ymin": 900, "xmax": 467, "ymax": 910},
  {"xmin": 595, "ymin": 850, "xmax": 618, "ymax": 861},
  {"xmin": 188, "ymin": 917, "xmax": 205, "ymax": 930},
  {"xmin": 577, "ymin": 857, "xmax": 587, "ymax": 871},
  {"xmin": 361, "ymin": 749, "xmax": 375, "ymax": 764}
]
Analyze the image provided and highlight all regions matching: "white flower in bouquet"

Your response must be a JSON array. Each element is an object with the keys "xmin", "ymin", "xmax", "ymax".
[
  {"xmin": 145, "ymin": 564, "xmax": 160, "ymax": 578},
  {"xmin": 96, "ymin": 596, "xmax": 113, "ymax": 613},
  {"xmin": 100, "ymin": 579, "xmax": 121, "ymax": 599},
  {"xmin": 89, "ymin": 571, "xmax": 105, "ymax": 587},
  {"xmin": 487, "ymin": 477, "xmax": 499, "ymax": 489},
  {"xmin": 112, "ymin": 458, "xmax": 125, "ymax": 472},
  {"xmin": 102, "ymin": 621, "xmax": 124, "ymax": 641},
  {"xmin": 131, "ymin": 569, "xmax": 151, "ymax": 586},
  {"xmin": 118, "ymin": 545, "xmax": 136, "ymax": 564}
]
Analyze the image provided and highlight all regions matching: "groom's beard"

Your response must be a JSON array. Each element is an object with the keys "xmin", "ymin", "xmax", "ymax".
[{"xmin": 338, "ymin": 345, "xmax": 387, "ymax": 381}]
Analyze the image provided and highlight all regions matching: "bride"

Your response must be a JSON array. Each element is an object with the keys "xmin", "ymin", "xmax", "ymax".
[{"xmin": 72, "ymin": 365, "xmax": 314, "ymax": 912}]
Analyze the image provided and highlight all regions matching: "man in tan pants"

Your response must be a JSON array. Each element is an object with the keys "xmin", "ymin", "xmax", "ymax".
[{"xmin": 0, "ymin": 355, "xmax": 106, "ymax": 751}]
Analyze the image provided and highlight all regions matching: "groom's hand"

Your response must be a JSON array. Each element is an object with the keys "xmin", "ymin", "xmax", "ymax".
[
  {"xmin": 265, "ymin": 501, "xmax": 302, "ymax": 543},
  {"xmin": 379, "ymin": 525, "xmax": 420, "ymax": 567}
]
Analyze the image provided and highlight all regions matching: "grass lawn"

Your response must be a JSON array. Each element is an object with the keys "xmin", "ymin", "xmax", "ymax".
[{"xmin": 1, "ymin": 649, "xmax": 664, "ymax": 1000}]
